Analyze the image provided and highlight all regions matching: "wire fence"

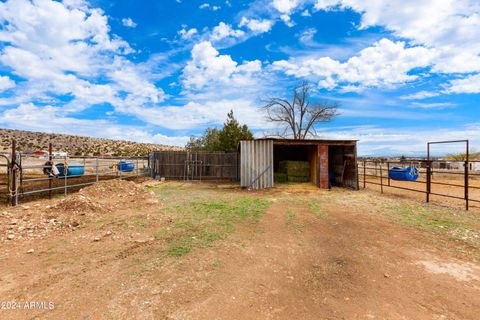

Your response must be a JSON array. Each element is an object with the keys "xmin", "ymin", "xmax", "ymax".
[
  {"xmin": 2, "ymin": 141, "xmax": 149, "ymax": 206},
  {"xmin": 358, "ymin": 159, "xmax": 480, "ymax": 211},
  {"xmin": 0, "ymin": 154, "xmax": 9, "ymax": 205}
]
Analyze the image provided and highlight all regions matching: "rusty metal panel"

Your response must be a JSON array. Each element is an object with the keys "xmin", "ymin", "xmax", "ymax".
[
  {"xmin": 240, "ymin": 140, "xmax": 273, "ymax": 189},
  {"xmin": 318, "ymin": 145, "xmax": 329, "ymax": 189}
]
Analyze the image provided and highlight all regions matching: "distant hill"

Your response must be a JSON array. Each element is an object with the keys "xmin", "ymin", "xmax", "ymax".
[{"xmin": 0, "ymin": 128, "xmax": 183, "ymax": 156}]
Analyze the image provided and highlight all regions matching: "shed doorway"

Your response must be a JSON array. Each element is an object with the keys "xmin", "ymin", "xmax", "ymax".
[
  {"xmin": 328, "ymin": 145, "xmax": 357, "ymax": 189},
  {"xmin": 273, "ymin": 144, "xmax": 318, "ymax": 185}
]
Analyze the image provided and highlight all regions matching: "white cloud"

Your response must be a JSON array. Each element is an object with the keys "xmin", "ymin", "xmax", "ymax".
[
  {"xmin": 121, "ymin": 17, "xmax": 137, "ymax": 28},
  {"xmin": 0, "ymin": 75, "xmax": 15, "ymax": 92},
  {"xmin": 178, "ymin": 27, "xmax": 198, "ymax": 40},
  {"xmin": 209, "ymin": 22, "xmax": 245, "ymax": 42},
  {"xmin": 108, "ymin": 59, "xmax": 164, "ymax": 104},
  {"xmin": 301, "ymin": 9, "xmax": 311, "ymax": 16},
  {"xmin": 313, "ymin": 0, "xmax": 480, "ymax": 75},
  {"xmin": 298, "ymin": 28, "xmax": 317, "ymax": 45},
  {"xmin": 313, "ymin": 0, "xmax": 342, "ymax": 11},
  {"xmin": 444, "ymin": 74, "xmax": 480, "ymax": 94},
  {"xmin": 280, "ymin": 14, "xmax": 295, "ymax": 27},
  {"xmin": 272, "ymin": 0, "xmax": 301, "ymax": 26},
  {"xmin": 0, "ymin": 0, "xmax": 164, "ymax": 115},
  {"xmin": 0, "ymin": 0, "xmax": 127, "ymax": 80},
  {"xmin": 126, "ymin": 99, "xmax": 271, "ymax": 130},
  {"xmin": 0, "ymin": 103, "xmax": 189, "ymax": 146},
  {"xmin": 0, "ymin": 0, "xmax": 131, "ymax": 58},
  {"xmin": 317, "ymin": 123, "xmax": 480, "ymax": 156},
  {"xmin": 239, "ymin": 17, "xmax": 274, "ymax": 34},
  {"xmin": 182, "ymin": 41, "xmax": 261, "ymax": 91},
  {"xmin": 400, "ymin": 91, "xmax": 440, "ymax": 100},
  {"xmin": 272, "ymin": 38, "xmax": 435, "ymax": 90},
  {"xmin": 410, "ymin": 102, "xmax": 455, "ymax": 109},
  {"xmin": 199, "ymin": 3, "xmax": 221, "ymax": 11},
  {"xmin": 272, "ymin": 0, "xmax": 300, "ymax": 14},
  {"xmin": 0, "ymin": 0, "xmax": 270, "ymax": 137}
]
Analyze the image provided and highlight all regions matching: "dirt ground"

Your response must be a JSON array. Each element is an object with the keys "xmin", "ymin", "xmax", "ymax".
[
  {"xmin": 1, "ymin": 180, "xmax": 479, "ymax": 319},
  {"xmin": 363, "ymin": 175, "xmax": 480, "ymax": 210}
]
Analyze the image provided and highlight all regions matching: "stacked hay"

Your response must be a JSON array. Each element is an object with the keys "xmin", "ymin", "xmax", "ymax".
[
  {"xmin": 274, "ymin": 172, "xmax": 288, "ymax": 183},
  {"xmin": 278, "ymin": 161, "xmax": 310, "ymax": 183}
]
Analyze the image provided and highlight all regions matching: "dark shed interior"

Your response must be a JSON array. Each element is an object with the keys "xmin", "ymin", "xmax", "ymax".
[
  {"xmin": 273, "ymin": 144, "xmax": 318, "ymax": 184},
  {"xmin": 328, "ymin": 145, "xmax": 357, "ymax": 189},
  {"xmin": 271, "ymin": 140, "xmax": 358, "ymax": 189}
]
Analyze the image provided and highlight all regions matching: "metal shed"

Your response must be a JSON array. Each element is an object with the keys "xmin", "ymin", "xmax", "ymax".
[
  {"xmin": 239, "ymin": 138, "xmax": 358, "ymax": 190},
  {"xmin": 239, "ymin": 139, "xmax": 274, "ymax": 189}
]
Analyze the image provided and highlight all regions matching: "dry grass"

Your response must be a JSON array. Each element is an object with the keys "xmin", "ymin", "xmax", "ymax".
[{"xmin": 1, "ymin": 181, "xmax": 480, "ymax": 319}]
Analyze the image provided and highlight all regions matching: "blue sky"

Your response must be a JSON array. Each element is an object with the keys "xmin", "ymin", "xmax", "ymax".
[{"xmin": 0, "ymin": 0, "xmax": 479, "ymax": 156}]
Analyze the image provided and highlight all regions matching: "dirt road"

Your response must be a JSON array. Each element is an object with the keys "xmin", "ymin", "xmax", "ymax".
[{"xmin": 0, "ymin": 181, "xmax": 479, "ymax": 319}]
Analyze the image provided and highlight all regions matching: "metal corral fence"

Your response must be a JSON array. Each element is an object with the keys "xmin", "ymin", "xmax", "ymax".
[
  {"xmin": 357, "ymin": 140, "xmax": 480, "ymax": 211},
  {"xmin": 3, "ymin": 141, "xmax": 149, "ymax": 206},
  {"xmin": 358, "ymin": 159, "xmax": 480, "ymax": 211},
  {"xmin": 149, "ymin": 151, "xmax": 238, "ymax": 181},
  {"xmin": 0, "ymin": 153, "xmax": 9, "ymax": 204}
]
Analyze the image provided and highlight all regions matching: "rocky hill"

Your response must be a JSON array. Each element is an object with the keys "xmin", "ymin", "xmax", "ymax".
[{"xmin": 0, "ymin": 128, "xmax": 183, "ymax": 156}]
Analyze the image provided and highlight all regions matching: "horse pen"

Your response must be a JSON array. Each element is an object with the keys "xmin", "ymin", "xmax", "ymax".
[
  {"xmin": 358, "ymin": 140, "xmax": 480, "ymax": 211},
  {"xmin": 1, "ymin": 141, "xmax": 148, "ymax": 206},
  {"xmin": 1, "ymin": 139, "xmax": 480, "ymax": 319}
]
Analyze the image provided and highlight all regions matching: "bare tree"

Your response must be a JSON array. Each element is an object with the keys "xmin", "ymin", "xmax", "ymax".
[{"xmin": 263, "ymin": 81, "xmax": 339, "ymax": 139}]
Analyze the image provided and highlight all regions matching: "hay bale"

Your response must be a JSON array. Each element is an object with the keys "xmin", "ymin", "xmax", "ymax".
[
  {"xmin": 287, "ymin": 176, "xmax": 310, "ymax": 183},
  {"xmin": 274, "ymin": 173, "xmax": 288, "ymax": 183},
  {"xmin": 279, "ymin": 161, "xmax": 310, "ymax": 177}
]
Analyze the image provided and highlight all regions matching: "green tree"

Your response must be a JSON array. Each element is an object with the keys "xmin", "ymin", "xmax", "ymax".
[
  {"xmin": 186, "ymin": 128, "xmax": 221, "ymax": 151},
  {"xmin": 218, "ymin": 110, "xmax": 253, "ymax": 152},
  {"xmin": 186, "ymin": 111, "xmax": 253, "ymax": 152}
]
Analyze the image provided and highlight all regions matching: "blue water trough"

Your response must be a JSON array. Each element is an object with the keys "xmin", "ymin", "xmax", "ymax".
[{"xmin": 388, "ymin": 166, "xmax": 419, "ymax": 181}]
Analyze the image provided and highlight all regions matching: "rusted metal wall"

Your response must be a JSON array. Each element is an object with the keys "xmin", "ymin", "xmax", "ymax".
[
  {"xmin": 240, "ymin": 140, "xmax": 274, "ymax": 189},
  {"xmin": 318, "ymin": 145, "xmax": 329, "ymax": 189}
]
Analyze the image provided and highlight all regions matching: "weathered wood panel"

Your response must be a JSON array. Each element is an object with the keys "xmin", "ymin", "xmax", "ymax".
[{"xmin": 150, "ymin": 151, "xmax": 238, "ymax": 181}]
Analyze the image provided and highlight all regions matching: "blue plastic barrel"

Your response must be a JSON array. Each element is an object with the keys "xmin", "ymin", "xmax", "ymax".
[
  {"xmin": 56, "ymin": 163, "xmax": 85, "ymax": 177},
  {"xmin": 388, "ymin": 166, "xmax": 419, "ymax": 181},
  {"xmin": 118, "ymin": 161, "xmax": 135, "ymax": 172}
]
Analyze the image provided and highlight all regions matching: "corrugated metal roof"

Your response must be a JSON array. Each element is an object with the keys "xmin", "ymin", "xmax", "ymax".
[{"xmin": 239, "ymin": 138, "xmax": 357, "ymax": 148}]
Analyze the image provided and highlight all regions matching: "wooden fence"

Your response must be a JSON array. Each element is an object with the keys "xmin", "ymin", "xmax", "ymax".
[{"xmin": 149, "ymin": 151, "xmax": 238, "ymax": 181}]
